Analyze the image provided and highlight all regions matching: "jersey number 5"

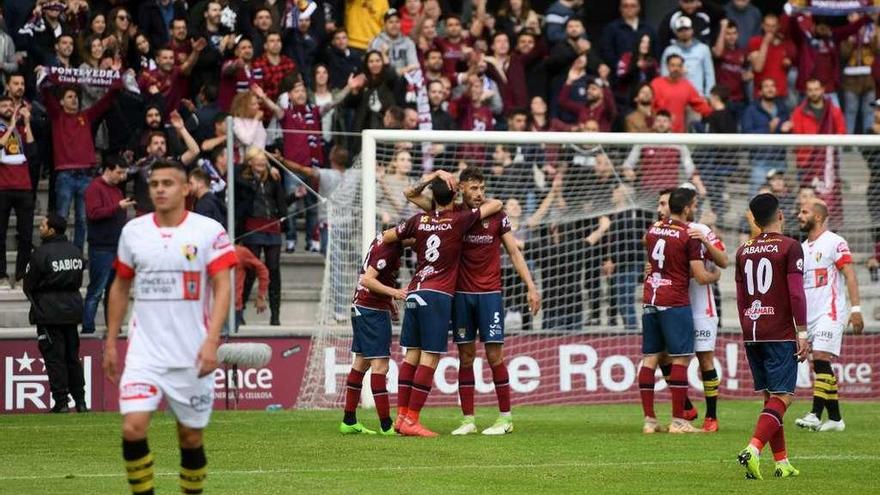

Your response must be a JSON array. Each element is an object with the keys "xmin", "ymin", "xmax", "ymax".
[
  {"xmin": 651, "ymin": 239, "xmax": 666, "ymax": 269},
  {"xmin": 744, "ymin": 257, "xmax": 773, "ymax": 295}
]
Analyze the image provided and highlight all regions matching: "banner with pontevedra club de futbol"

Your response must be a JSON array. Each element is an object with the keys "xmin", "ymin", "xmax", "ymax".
[{"xmin": 2, "ymin": 334, "xmax": 878, "ymax": 413}]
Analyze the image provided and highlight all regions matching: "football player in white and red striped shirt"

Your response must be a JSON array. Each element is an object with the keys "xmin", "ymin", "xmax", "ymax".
[
  {"xmin": 104, "ymin": 160, "xmax": 237, "ymax": 495},
  {"xmin": 794, "ymin": 198, "xmax": 863, "ymax": 432}
]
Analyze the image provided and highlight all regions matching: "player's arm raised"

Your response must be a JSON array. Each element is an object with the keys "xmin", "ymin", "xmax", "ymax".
[
  {"xmin": 361, "ymin": 266, "xmax": 407, "ymax": 300},
  {"xmin": 198, "ymin": 267, "xmax": 233, "ymax": 377},
  {"xmin": 404, "ymin": 170, "xmax": 457, "ymax": 212},
  {"xmin": 841, "ymin": 263, "xmax": 864, "ymax": 334},
  {"xmin": 104, "ymin": 276, "xmax": 133, "ymax": 384},
  {"xmin": 501, "ymin": 232, "xmax": 541, "ymax": 315},
  {"xmin": 479, "ymin": 198, "xmax": 503, "ymax": 219},
  {"xmin": 382, "ymin": 227, "xmax": 400, "ymax": 244}
]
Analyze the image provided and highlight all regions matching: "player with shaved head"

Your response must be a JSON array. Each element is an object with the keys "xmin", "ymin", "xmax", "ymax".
[{"xmin": 794, "ymin": 198, "xmax": 863, "ymax": 432}]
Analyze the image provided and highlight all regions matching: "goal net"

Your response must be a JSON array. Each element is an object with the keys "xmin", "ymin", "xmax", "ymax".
[{"xmin": 295, "ymin": 131, "xmax": 880, "ymax": 409}]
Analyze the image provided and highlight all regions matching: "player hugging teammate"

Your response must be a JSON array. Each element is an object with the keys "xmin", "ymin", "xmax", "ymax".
[
  {"xmin": 340, "ymin": 167, "xmax": 540, "ymax": 437},
  {"xmin": 638, "ymin": 187, "xmax": 723, "ymax": 434}
]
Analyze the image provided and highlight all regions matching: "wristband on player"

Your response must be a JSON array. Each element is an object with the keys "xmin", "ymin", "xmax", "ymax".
[
  {"xmin": 797, "ymin": 331, "xmax": 807, "ymax": 339},
  {"xmin": 851, "ymin": 305, "xmax": 862, "ymax": 314}
]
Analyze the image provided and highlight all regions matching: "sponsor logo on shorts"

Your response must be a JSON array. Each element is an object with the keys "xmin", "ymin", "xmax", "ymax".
[
  {"xmin": 121, "ymin": 382, "xmax": 159, "ymax": 400},
  {"xmin": 457, "ymin": 328, "xmax": 467, "ymax": 339},
  {"xmin": 189, "ymin": 393, "xmax": 212, "ymax": 412},
  {"xmin": 745, "ymin": 300, "xmax": 775, "ymax": 321}
]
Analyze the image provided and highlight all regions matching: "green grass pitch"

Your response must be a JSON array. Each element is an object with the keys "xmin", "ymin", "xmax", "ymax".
[{"xmin": 1, "ymin": 401, "xmax": 878, "ymax": 494}]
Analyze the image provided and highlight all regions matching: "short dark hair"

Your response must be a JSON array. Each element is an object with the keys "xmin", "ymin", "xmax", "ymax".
[
  {"xmin": 212, "ymin": 111, "xmax": 228, "ymax": 126},
  {"xmin": 564, "ymin": 17, "xmax": 583, "ymax": 29},
  {"xmin": 668, "ymin": 187, "xmax": 697, "ymax": 214},
  {"xmin": 103, "ymin": 154, "xmax": 128, "ymax": 171},
  {"xmin": 459, "ymin": 167, "xmax": 485, "ymax": 184},
  {"xmin": 426, "ymin": 48, "xmax": 443, "ymax": 59},
  {"xmin": 749, "ymin": 193, "xmax": 780, "ymax": 227},
  {"xmin": 202, "ymin": 83, "xmax": 219, "ymax": 103},
  {"xmin": 805, "ymin": 77, "xmax": 824, "ymax": 88},
  {"xmin": 491, "ymin": 31, "xmax": 509, "ymax": 44},
  {"xmin": 56, "ymin": 33, "xmax": 75, "ymax": 44},
  {"xmin": 150, "ymin": 158, "xmax": 187, "ymax": 176},
  {"xmin": 507, "ymin": 108, "xmax": 528, "ymax": 121},
  {"xmin": 0, "ymin": 95, "xmax": 12, "ymax": 105},
  {"xmin": 725, "ymin": 19, "xmax": 738, "ymax": 30},
  {"xmin": 45, "ymin": 213, "xmax": 67, "ymax": 235},
  {"xmin": 655, "ymin": 109, "xmax": 672, "ymax": 120},
  {"xmin": 265, "ymin": 29, "xmax": 282, "ymax": 41},
  {"xmin": 59, "ymin": 85, "xmax": 79, "ymax": 99},
  {"xmin": 211, "ymin": 145, "xmax": 227, "ymax": 162},
  {"xmin": 171, "ymin": 16, "xmax": 188, "ymax": 27},
  {"xmin": 666, "ymin": 53, "xmax": 684, "ymax": 65},
  {"xmin": 189, "ymin": 167, "xmax": 210, "ymax": 185},
  {"xmin": 147, "ymin": 131, "xmax": 166, "ymax": 145},
  {"xmin": 658, "ymin": 188, "xmax": 674, "ymax": 197},
  {"xmin": 710, "ymin": 84, "xmax": 730, "ymax": 103},
  {"xmin": 431, "ymin": 177, "xmax": 456, "ymax": 206},
  {"xmin": 446, "ymin": 14, "xmax": 463, "ymax": 24}
]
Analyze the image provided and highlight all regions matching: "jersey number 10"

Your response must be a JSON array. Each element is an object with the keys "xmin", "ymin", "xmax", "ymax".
[{"xmin": 744, "ymin": 257, "xmax": 773, "ymax": 295}]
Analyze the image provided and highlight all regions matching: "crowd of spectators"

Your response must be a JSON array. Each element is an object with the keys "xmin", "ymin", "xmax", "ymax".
[{"xmin": 0, "ymin": 0, "xmax": 879, "ymax": 329}]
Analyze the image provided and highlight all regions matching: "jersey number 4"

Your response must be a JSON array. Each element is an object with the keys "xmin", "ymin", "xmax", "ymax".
[
  {"xmin": 651, "ymin": 239, "xmax": 666, "ymax": 269},
  {"xmin": 743, "ymin": 257, "xmax": 773, "ymax": 295}
]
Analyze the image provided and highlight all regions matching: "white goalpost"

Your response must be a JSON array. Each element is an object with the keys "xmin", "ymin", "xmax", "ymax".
[{"xmin": 295, "ymin": 130, "xmax": 880, "ymax": 409}]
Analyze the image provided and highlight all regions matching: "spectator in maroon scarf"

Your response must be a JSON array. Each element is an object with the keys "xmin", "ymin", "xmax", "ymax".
[
  {"xmin": 218, "ymin": 36, "xmax": 263, "ymax": 111},
  {"xmin": 258, "ymin": 79, "xmax": 329, "ymax": 252}
]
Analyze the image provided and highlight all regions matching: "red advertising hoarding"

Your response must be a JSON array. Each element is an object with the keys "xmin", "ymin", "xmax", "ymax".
[{"xmin": 2, "ymin": 334, "xmax": 877, "ymax": 413}]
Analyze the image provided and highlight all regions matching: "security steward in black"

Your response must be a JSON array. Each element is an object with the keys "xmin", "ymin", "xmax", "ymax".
[{"xmin": 23, "ymin": 214, "xmax": 87, "ymax": 413}]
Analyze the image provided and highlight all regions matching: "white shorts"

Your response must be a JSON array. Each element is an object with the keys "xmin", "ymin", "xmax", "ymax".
[
  {"xmin": 693, "ymin": 316, "xmax": 719, "ymax": 353},
  {"xmin": 808, "ymin": 316, "xmax": 845, "ymax": 357},
  {"xmin": 119, "ymin": 365, "xmax": 214, "ymax": 429}
]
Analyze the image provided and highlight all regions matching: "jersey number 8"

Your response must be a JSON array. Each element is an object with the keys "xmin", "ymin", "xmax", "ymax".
[{"xmin": 426, "ymin": 234, "xmax": 442, "ymax": 262}]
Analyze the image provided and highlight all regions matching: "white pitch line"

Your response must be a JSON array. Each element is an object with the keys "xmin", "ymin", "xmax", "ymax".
[{"xmin": 1, "ymin": 455, "xmax": 877, "ymax": 482}]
